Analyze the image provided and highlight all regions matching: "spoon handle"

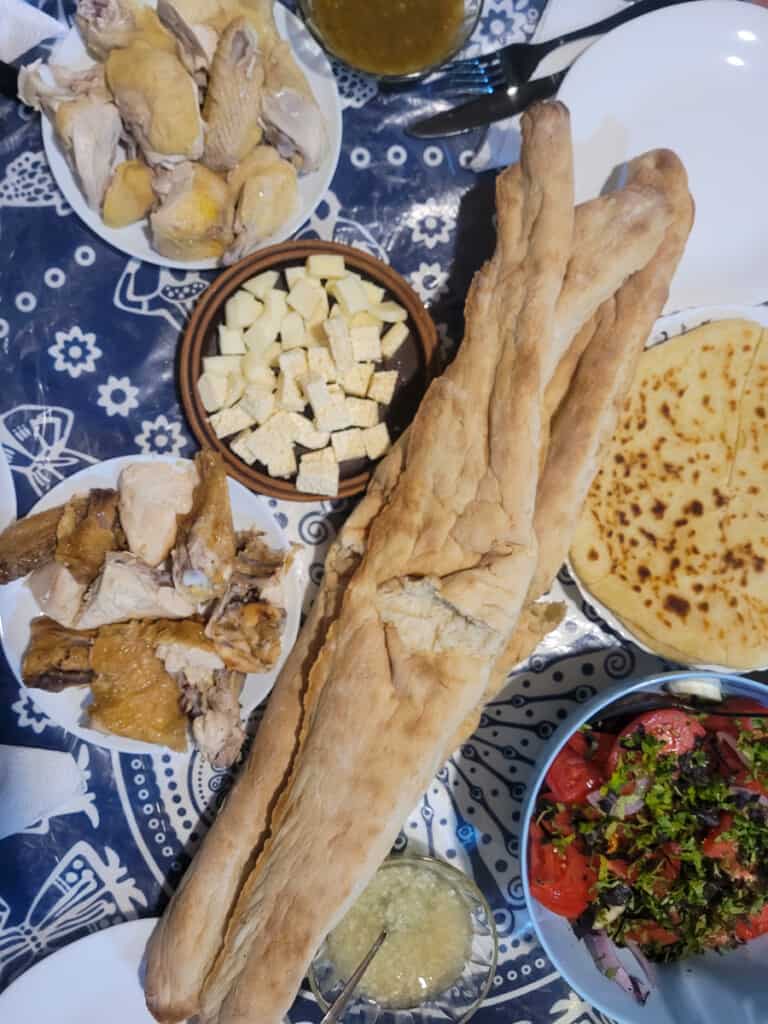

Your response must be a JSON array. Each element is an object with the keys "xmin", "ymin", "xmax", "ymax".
[{"xmin": 319, "ymin": 929, "xmax": 388, "ymax": 1024}]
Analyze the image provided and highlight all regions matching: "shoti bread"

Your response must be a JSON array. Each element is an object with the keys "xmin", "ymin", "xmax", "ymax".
[
  {"xmin": 571, "ymin": 317, "xmax": 768, "ymax": 669},
  {"xmin": 144, "ymin": 107, "xmax": 688, "ymax": 1024}
]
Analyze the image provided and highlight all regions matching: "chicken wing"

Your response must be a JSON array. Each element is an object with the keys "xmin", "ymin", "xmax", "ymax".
[
  {"xmin": 0, "ymin": 498, "xmax": 87, "ymax": 584},
  {"xmin": 22, "ymin": 617, "xmax": 96, "ymax": 692},
  {"xmin": 203, "ymin": 17, "xmax": 265, "ymax": 172},
  {"xmin": 157, "ymin": 0, "xmax": 218, "ymax": 84}
]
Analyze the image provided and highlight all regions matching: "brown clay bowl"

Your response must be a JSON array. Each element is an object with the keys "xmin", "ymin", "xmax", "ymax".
[{"xmin": 178, "ymin": 240, "xmax": 438, "ymax": 501}]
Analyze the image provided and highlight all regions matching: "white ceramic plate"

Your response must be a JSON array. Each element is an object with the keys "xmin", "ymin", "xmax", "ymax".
[
  {"xmin": 558, "ymin": 0, "xmax": 768, "ymax": 313},
  {"xmin": 567, "ymin": 304, "xmax": 768, "ymax": 673},
  {"xmin": 43, "ymin": 2, "xmax": 342, "ymax": 270},
  {"xmin": 0, "ymin": 455, "xmax": 302, "ymax": 755},
  {"xmin": 0, "ymin": 918, "xmax": 160, "ymax": 1022},
  {"xmin": 0, "ymin": 446, "xmax": 17, "ymax": 532}
]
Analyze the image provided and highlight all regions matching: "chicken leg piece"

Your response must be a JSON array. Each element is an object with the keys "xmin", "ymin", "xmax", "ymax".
[
  {"xmin": 224, "ymin": 145, "xmax": 297, "ymax": 264},
  {"xmin": 203, "ymin": 17, "xmax": 265, "ymax": 172},
  {"xmin": 150, "ymin": 162, "xmax": 233, "ymax": 261},
  {"xmin": 156, "ymin": 0, "xmax": 219, "ymax": 85}
]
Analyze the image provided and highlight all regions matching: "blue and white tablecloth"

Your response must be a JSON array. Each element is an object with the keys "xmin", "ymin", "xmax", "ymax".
[{"xmin": 0, "ymin": 3, "xmax": 675, "ymax": 1021}]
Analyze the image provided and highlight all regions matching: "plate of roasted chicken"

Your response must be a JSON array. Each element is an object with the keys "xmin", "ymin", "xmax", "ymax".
[
  {"xmin": 18, "ymin": 0, "xmax": 342, "ymax": 269},
  {"xmin": 0, "ymin": 450, "xmax": 302, "ymax": 765}
]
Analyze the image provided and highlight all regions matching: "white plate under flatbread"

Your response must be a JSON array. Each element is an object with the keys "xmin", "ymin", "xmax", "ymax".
[{"xmin": 569, "ymin": 306, "xmax": 768, "ymax": 671}]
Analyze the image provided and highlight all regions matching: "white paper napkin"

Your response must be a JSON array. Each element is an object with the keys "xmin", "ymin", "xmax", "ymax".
[
  {"xmin": 0, "ymin": 744, "xmax": 88, "ymax": 839},
  {"xmin": 0, "ymin": 0, "xmax": 66, "ymax": 64},
  {"xmin": 470, "ymin": 0, "xmax": 632, "ymax": 172}
]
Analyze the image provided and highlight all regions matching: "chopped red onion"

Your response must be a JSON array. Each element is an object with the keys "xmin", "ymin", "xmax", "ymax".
[
  {"xmin": 626, "ymin": 939, "xmax": 658, "ymax": 988},
  {"xmin": 583, "ymin": 930, "xmax": 650, "ymax": 1005},
  {"xmin": 717, "ymin": 731, "xmax": 751, "ymax": 767}
]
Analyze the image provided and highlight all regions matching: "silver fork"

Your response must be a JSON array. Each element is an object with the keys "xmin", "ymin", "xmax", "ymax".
[{"xmin": 431, "ymin": 0, "xmax": 693, "ymax": 96}]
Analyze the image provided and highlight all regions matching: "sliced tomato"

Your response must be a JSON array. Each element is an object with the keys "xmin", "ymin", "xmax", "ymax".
[
  {"xmin": 546, "ymin": 733, "xmax": 605, "ymax": 803},
  {"xmin": 649, "ymin": 852, "xmax": 681, "ymax": 897},
  {"xmin": 703, "ymin": 813, "xmax": 737, "ymax": 860},
  {"xmin": 529, "ymin": 820, "xmax": 597, "ymax": 920},
  {"xmin": 624, "ymin": 922, "xmax": 679, "ymax": 947},
  {"xmin": 607, "ymin": 709, "xmax": 707, "ymax": 775},
  {"xmin": 704, "ymin": 698, "xmax": 768, "ymax": 736},
  {"xmin": 589, "ymin": 731, "xmax": 616, "ymax": 771},
  {"xmin": 734, "ymin": 770, "xmax": 768, "ymax": 797},
  {"xmin": 605, "ymin": 858, "xmax": 638, "ymax": 882},
  {"xmin": 735, "ymin": 904, "xmax": 768, "ymax": 942}
]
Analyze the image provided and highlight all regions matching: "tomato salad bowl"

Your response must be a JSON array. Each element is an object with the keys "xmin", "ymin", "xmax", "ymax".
[{"xmin": 520, "ymin": 671, "xmax": 768, "ymax": 1024}]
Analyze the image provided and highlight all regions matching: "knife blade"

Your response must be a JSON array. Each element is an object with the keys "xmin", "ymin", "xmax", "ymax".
[{"xmin": 406, "ymin": 69, "xmax": 567, "ymax": 139}]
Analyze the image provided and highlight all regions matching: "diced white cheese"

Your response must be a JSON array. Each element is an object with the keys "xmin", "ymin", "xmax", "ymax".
[
  {"xmin": 381, "ymin": 322, "xmax": 409, "ymax": 359},
  {"xmin": 306, "ymin": 253, "xmax": 346, "ymax": 279},
  {"xmin": 197, "ymin": 371, "xmax": 229, "ymax": 412},
  {"xmin": 208, "ymin": 405, "xmax": 255, "ymax": 438},
  {"xmin": 350, "ymin": 325, "xmax": 382, "ymax": 363},
  {"xmin": 331, "ymin": 428, "xmax": 366, "ymax": 462},
  {"xmin": 349, "ymin": 311, "xmax": 381, "ymax": 330},
  {"xmin": 285, "ymin": 265, "xmax": 307, "ymax": 288},
  {"xmin": 301, "ymin": 445, "xmax": 336, "ymax": 465},
  {"xmin": 333, "ymin": 275, "xmax": 369, "ymax": 316},
  {"xmin": 223, "ymin": 371, "xmax": 245, "ymax": 407},
  {"xmin": 327, "ymin": 383, "xmax": 344, "ymax": 399},
  {"xmin": 369, "ymin": 301, "xmax": 408, "ymax": 324},
  {"xmin": 363, "ymin": 281, "xmax": 385, "ymax": 305},
  {"xmin": 277, "ymin": 372, "xmax": 306, "ymax": 413},
  {"xmin": 368, "ymin": 370, "xmax": 398, "ymax": 406},
  {"xmin": 225, "ymin": 290, "xmax": 263, "ymax": 330},
  {"xmin": 241, "ymin": 270, "xmax": 278, "ymax": 299},
  {"xmin": 361, "ymin": 422, "xmax": 391, "ymax": 460},
  {"xmin": 230, "ymin": 429, "xmax": 258, "ymax": 465},
  {"xmin": 264, "ymin": 289, "xmax": 288, "ymax": 323},
  {"xmin": 244, "ymin": 421, "xmax": 278, "ymax": 467},
  {"xmin": 280, "ymin": 310, "xmax": 306, "ymax": 350},
  {"xmin": 278, "ymin": 349, "xmax": 308, "ymax": 381},
  {"xmin": 305, "ymin": 373, "xmax": 332, "ymax": 415},
  {"xmin": 285, "ymin": 412, "xmax": 330, "ymax": 450},
  {"xmin": 242, "ymin": 355, "xmax": 276, "ymax": 389},
  {"xmin": 296, "ymin": 454, "xmax": 339, "ymax": 497},
  {"xmin": 239, "ymin": 385, "xmax": 275, "ymax": 425},
  {"xmin": 244, "ymin": 314, "xmax": 280, "ymax": 353},
  {"xmin": 305, "ymin": 288, "xmax": 330, "ymax": 346},
  {"xmin": 345, "ymin": 397, "xmax": 379, "ymax": 428},
  {"xmin": 267, "ymin": 444, "xmax": 297, "ymax": 479},
  {"xmin": 263, "ymin": 342, "xmax": 281, "ymax": 367},
  {"xmin": 328, "ymin": 303, "xmax": 345, "ymax": 321},
  {"xmin": 324, "ymin": 318, "xmax": 356, "ymax": 373},
  {"xmin": 286, "ymin": 277, "xmax": 324, "ymax": 320},
  {"xmin": 307, "ymin": 347, "xmax": 337, "ymax": 383},
  {"xmin": 218, "ymin": 324, "xmax": 246, "ymax": 355},
  {"xmin": 203, "ymin": 355, "xmax": 242, "ymax": 375},
  {"xmin": 315, "ymin": 397, "xmax": 352, "ymax": 433},
  {"xmin": 341, "ymin": 362, "xmax": 374, "ymax": 398}
]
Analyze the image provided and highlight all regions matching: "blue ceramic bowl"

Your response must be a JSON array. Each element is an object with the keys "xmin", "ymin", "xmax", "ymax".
[{"xmin": 520, "ymin": 670, "xmax": 768, "ymax": 1024}]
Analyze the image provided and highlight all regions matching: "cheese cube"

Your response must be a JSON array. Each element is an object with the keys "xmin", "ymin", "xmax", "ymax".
[
  {"xmin": 203, "ymin": 355, "xmax": 242, "ymax": 375},
  {"xmin": 241, "ymin": 270, "xmax": 278, "ymax": 299},
  {"xmin": 244, "ymin": 421, "xmax": 277, "ymax": 465},
  {"xmin": 341, "ymin": 362, "xmax": 373, "ymax": 398},
  {"xmin": 332, "ymin": 275, "xmax": 369, "ymax": 316},
  {"xmin": 350, "ymin": 325, "xmax": 382, "ymax": 363},
  {"xmin": 223, "ymin": 371, "xmax": 245, "ymax": 407},
  {"xmin": 238, "ymin": 385, "xmax": 275, "ymax": 425},
  {"xmin": 301, "ymin": 445, "xmax": 336, "ymax": 465},
  {"xmin": 305, "ymin": 289, "xmax": 330, "ymax": 345},
  {"xmin": 285, "ymin": 265, "xmax": 307, "ymax": 288},
  {"xmin": 277, "ymin": 372, "xmax": 306, "ymax": 413},
  {"xmin": 280, "ymin": 311, "xmax": 306, "ymax": 350},
  {"xmin": 324, "ymin": 318, "xmax": 355, "ymax": 373},
  {"xmin": 225, "ymin": 290, "xmax": 262, "ymax": 330},
  {"xmin": 349, "ymin": 311, "xmax": 380, "ymax": 330},
  {"xmin": 267, "ymin": 444, "xmax": 297, "ymax": 479},
  {"xmin": 285, "ymin": 412, "xmax": 330, "ymax": 450},
  {"xmin": 345, "ymin": 397, "xmax": 379, "ymax": 428},
  {"xmin": 327, "ymin": 383, "xmax": 344, "ymax": 399},
  {"xmin": 197, "ymin": 371, "xmax": 229, "ymax": 412},
  {"xmin": 307, "ymin": 347, "xmax": 337, "ymax": 383},
  {"xmin": 305, "ymin": 373, "xmax": 332, "ymax": 415},
  {"xmin": 208, "ymin": 405, "xmax": 255, "ymax": 438},
  {"xmin": 263, "ymin": 342, "xmax": 281, "ymax": 367},
  {"xmin": 278, "ymin": 348, "xmax": 308, "ymax": 381},
  {"xmin": 306, "ymin": 253, "xmax": 346, "ymax": 279},
  {"xmin": 362, "ymin": 422, "xmax": 391, "ymax": 460},
  {"xmin": 242, "ymin": 355, "xmax": 276, "ymax": 389},
  {"xmin": 287, "ymin": 277, "xmax": 324, "ymax": 320},
  {"xmin": 315, "ymin": 398, "xmax": 352, "ymax": 434},
  {"xmin": 328, "ymin": 303, "xmax": 345, "ymax": 320},
  {"xmin": 363, "ymin": 281, "xmax": 385, "ymax": 305},
  {"xmin": 381, "ymin": 322, "xmax": 409, "ymax": 359},
  {"xmin": 264, "ymin": 289, "xmax": 288, "ymax": 323},
  {"xmin": 331, "ymin": 428, "xmax": 365, "ymax": 462},
  {"xmin": 369, "ymin": 301, "xmax": 407, "ymax": 324},
  {"xmin": 244, "ymin": 314, "xmax": 280, "ymax": 353},
  {"xmin": 230, "ymin": 429, "xmax": 258, "ymax": 465},
  {"xmin": 296, "ymin": 454, "xmax": 339, "ymax": 497},
  {"xmin": 218, "ymin": 325, "xmax": 246, "ymax": 355},
  {"xmin": 368, "ymin": 370, "xmax": 398, "ymax": 406}
]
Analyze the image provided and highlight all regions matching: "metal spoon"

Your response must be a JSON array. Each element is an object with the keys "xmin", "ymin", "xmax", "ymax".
[{"xmin": 319, "ymin": 929, "xmax": 388, "ymax": 1024}]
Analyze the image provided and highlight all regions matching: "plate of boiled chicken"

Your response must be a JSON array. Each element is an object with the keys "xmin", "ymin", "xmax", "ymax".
[
  {"xmin": 19, "ymin": 0, "xmax": 342, "ymax": 269},
  {"xmin": 0, "ymin": 450, "xmax": 303, "ymax": 766}
]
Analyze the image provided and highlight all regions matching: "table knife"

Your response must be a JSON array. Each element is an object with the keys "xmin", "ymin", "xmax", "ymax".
[{"xmin": 406, "ymin": 69, "xmax": 567, "ymax": 139}]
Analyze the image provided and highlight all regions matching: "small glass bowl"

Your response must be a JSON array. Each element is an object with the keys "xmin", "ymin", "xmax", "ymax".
[
  {"xmin": 308, "ymin": 854, "xmax": 498, "ymax": 1024},
  {"xmin": 296, "ymin": 0, "xmax": 485, "ymax": 84}
]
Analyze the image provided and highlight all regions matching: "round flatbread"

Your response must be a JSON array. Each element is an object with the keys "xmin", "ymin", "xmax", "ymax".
[{"xmin": 570, "ymin": 318, "xmax": 768, "ymax": 669}]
